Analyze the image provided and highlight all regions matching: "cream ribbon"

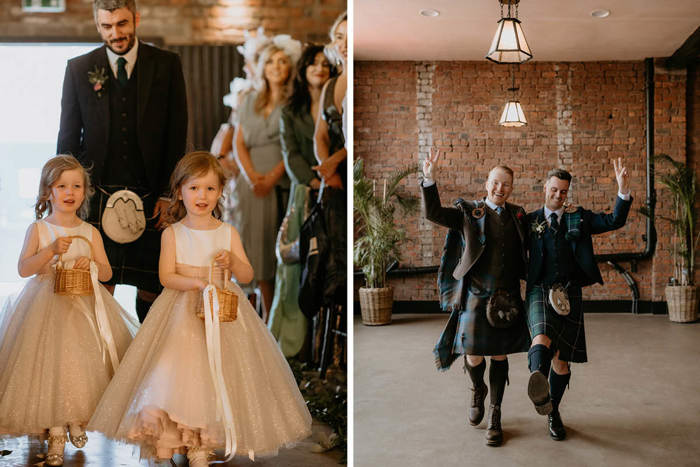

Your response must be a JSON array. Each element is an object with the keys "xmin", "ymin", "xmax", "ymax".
[
  {"xmin": 60, "ymin": 262, "xmax": 119, "ymax": 372},
  {"xmin": 202, "ymin": 284, "xmax": 237, "ymax": 462}
]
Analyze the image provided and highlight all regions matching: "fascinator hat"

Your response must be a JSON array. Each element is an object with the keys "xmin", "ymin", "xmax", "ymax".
[
  {"xmin": 236, "ymin": 26, "xmax": 272, "ymax": 66},
  {"xmin": 270, "ymin": 34, "xmax": 303, "ymax": 66}
]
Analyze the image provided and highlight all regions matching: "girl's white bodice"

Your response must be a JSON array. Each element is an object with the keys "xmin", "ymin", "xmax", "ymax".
[
  {"xmin": 173, "ymin": 221, "xmax": 231, "ymax": 267},
  {"xmin": 36, "ymin": 219, "xmax": 93, "ymax": 263}
]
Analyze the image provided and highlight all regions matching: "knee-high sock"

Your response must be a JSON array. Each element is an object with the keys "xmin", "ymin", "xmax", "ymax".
[
  {"xmin": 549, "ymin": 370, "xmax": 571, "ymax": 412},
  {"xmin": 135, "ymin": 296, "xmax": 152, "ymax": 323},
  {"xmin": 528, "ymin": 344, "xmax": 552, "ymax": 376},
  {"xmin": 489, "ymin": 359, "xmax": 509, "ymax": 406},
  {"xmin": 464, "ymin": 357, "xmax": 486, "ymax": 388}
]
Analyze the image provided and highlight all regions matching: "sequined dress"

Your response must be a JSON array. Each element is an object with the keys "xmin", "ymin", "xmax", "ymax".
[
  {"xmin": 0, "ymin": 220, "xmax": 137, "ymax": 436},
  {"xmin": 88, "ymin": 221, "xmax": 312, "ymax": 461}
]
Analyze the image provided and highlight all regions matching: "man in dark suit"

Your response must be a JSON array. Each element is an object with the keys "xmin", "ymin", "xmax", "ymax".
[
  {"xmin": 422, "ymin": 148, "xmax": 530, "ymax": 447},
  {"xmin": 57, "ymin": 0, "xmax": 187, "ymax": 322},
  {"xmin": 525, "ymin": 159, "xmax": 631, "ymax": 441}
]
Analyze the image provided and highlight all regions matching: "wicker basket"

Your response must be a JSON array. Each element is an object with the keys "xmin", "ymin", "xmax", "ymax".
[
  {"xmin": 196, "ymin": 261, "xmax": 238, "ymax": 322},
  {"xmin": 359, "ymin": 286, "xmax": 393, "ymax": 326},
  {"xmin": 54, "ymin": 235, "xmax": 93, "ymax": 296},
  {"xmin": 665, "ymin": 285, "xmax": 698, "ymax": 323}
]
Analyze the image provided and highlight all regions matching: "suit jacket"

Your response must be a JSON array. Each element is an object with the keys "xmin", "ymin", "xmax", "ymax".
[
  {"xmin": 526, "ymin": 195, "xmax": 632, "ymax": 289},
  {"xmin": 57, "ymin": 42, "xmax": 187, "ymax": 196},
  {"xmin": 422, "ymin": 182, "xmax": 528, "ymax": 311},
  {"xmin": 280, "ymin": 104, "xmax": 319, "ymax": 186}
]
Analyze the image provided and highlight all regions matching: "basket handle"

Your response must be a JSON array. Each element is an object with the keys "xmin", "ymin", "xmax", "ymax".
[
  {"xmin": 57, "ymin": 234, "xmax": 93, "ymax": 268},
  {"xmin": 209, "ymin": 253, "xmax": 231, "ymax": 288}
]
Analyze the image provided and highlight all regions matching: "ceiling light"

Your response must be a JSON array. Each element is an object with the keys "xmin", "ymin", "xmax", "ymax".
[
  {"xmin": 591, "ymin": 9, "xmax": 610, "ymax": 18},
  {"xmin": 420, "ymin": 9, "xmax": 440, "ymax": 17},
  {"xmin": 499, "ymin": 65, "xmax": 527, "ymax": 127},
  {"xmin": 486, "ymin": 0, "xmax": 533, "ymax": 64}
]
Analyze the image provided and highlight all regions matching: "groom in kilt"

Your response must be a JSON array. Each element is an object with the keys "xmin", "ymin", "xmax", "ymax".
[
  {"xmin": 422, "ymin": 148, "xmax": 530, "ymax": 447},
  {"xmin": 525, "ymin": 159, "xmax": 631, "ymax": 441}
]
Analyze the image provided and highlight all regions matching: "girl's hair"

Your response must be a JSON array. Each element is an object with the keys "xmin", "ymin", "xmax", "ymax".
[
  {"xmin": 254, "ymin": 44, "xmax": 294, "ymax": 114},
  {"xmin": 287, "ymin": 44, "xmax": 337, "ymax": 116},
  {"xmin": 165, "ymin": 151, "xmax": 227, "ymax": 223},
  {"xmin": 35, "ymin": 154, "xmax": 94, "ymax": 220}
]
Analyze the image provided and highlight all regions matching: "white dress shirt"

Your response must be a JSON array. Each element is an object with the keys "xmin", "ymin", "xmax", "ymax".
[{"xmin": 106, "ymin": 39, "xmax": 139, "ymax": 80}]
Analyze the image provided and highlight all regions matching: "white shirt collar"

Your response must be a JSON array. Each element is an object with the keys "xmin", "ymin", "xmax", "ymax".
[
  {"xmin": 543, "ymin": 205, "xmax": 565, "ymax": 224},
  {"xmin": 105, "ymin": 38, "xmax": 139, "ymax": 80},
  {"xmin": 484, "ymin": 198, "xmax": 504, "ymax": 212}
]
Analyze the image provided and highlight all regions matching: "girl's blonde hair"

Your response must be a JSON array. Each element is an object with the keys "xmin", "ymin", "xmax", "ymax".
[
  {"xmin": 254, "ymin": 44, "xmax": 294, "ymax": 114},
  {"xmin": 35, "ymin": 154, "xmax": 94, "ymax": 220},
  {"xmin": 165, "ymin": 151, "xmax": 227, "ymax": 223}
]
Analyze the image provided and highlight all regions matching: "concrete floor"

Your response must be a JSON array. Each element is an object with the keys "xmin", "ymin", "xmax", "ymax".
[
  {"xmin": 355, "ymin": 313, "xmax": 700, "ymax": 467},
  {"xmin": 0, "ymin": 421, "xmax": 343, "ymax": 466}
]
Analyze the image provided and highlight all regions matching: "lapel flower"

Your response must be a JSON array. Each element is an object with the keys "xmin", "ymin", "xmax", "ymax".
[
  {"xmin": 531, "ymin": 219, "xmax": 547, "ymax": 237},
  {"xmin": 516, "ymin": 211, "xmax": 524, "ymax": 220},
  {"xmin": 88, "ymin": 65, "xmax": 109, "ymax": 98}
]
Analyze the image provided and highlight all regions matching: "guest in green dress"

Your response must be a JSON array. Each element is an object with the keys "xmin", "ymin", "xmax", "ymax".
[{"xmin": 268, "ymin": 44, "xmax": 335, "ymax": 356}]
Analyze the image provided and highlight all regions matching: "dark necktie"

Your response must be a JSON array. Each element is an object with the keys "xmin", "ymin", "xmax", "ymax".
[
  {"xmin": 550, "ymin": 212, "xmax": 560, "ymax": 232},
  {"xmin": 117, "ymin": 57, "xmax": 128, "ymax": 86}
]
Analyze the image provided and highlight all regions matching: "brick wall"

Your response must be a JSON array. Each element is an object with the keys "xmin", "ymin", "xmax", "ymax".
[
  {"xmin": 355, "ymin": 59, "xmax": 698, "ymax": 304},
  {"xmin": 0, "ymin": 0, "xmax": 345, "ymax": 45}
]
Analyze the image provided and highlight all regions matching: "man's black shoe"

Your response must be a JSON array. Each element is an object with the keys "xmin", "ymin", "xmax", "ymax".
[
  {"xmin": 548, "ymin": 410, "xmax": 566, "ymax": 441},
  {"xmin": 485, "ymin": 404, "xmax": 503, "ymax": 446},
  {"xmin": 468, "ymin": 383, "xmax": 488, "ymax": 426},
  {"xmin": 527, "ymin": 370, "xmax": 552, "ymax": 415}
]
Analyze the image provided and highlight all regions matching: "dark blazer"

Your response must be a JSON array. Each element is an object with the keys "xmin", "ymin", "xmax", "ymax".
[
  {"xmin": 280, "ymin": 104, "xmax": 320, "ymax": 187},
  {"xmin": 526, "ymin": 195, "xmax": 632, "ymax": 289},
  {"xmin": 422, "ymin": 182, "xmax": 528, "ymax": 280},
  {"xmin": 57, "ymin": 42, "xmax": 187, "ymax": 196}
]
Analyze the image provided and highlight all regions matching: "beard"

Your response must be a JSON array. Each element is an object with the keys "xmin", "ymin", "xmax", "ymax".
[{"xmin": 105, "ymin": 32, "xmax": 136, "ymax": 55}]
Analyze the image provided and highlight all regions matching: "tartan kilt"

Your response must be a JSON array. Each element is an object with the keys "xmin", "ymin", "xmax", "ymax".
[
  {"xmin": 87, "ymin": 185, "xmax": 163, "ymax": 294},
  {"xmin": 526, "ymin": 285, "xmax": 587, "ymax": 363},
  {"xmin": 434, "ymin": 283, "xmax": 530, "ymax": 370}
]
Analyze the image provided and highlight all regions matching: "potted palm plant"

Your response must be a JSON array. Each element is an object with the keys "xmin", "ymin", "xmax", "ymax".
[
  {"xmin": 353, "ymin": 159, "xmax": 418, "ymax": 325},
  {"xmin": 642, "ymin": 154, "xmax": 698, "ymax": 322}
]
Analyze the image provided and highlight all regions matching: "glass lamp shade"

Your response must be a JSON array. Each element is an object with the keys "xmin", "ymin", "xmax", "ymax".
[
  {"xmin": 499, "ymin": 100, "xmax": 527, "ymax": 127},
  {"xmin": 486, "ymin": 17, "xmax": 532, "ymax": 64}
]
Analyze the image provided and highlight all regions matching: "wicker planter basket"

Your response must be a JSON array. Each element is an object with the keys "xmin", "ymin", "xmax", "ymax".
[
  {"xmin": 665, "ymin": 285, "xmax": 698, "ymax": 323},
  {"xmin": 359, "ymin": 286, "xmax": 393, "ymax": 326},
  {"xmin": 54, "ymin": 235, "xmax": 93, "ymax": 296}
]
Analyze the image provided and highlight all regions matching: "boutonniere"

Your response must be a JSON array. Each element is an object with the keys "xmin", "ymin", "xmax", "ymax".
[
  {"xmin": 88, "ymin": 65, "xmax": 109, "ymax": 98},
  {"xmin": 516, "ymin": 211, "xmax": 524, "ymax": 221},
  {"xmin": 531, "ymin": 219, "xmax": 547, "ymax": 237}
]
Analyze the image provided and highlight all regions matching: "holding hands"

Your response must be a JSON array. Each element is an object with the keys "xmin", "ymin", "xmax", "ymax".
[
  {"xmin": 423, "ymin": 147, "xmax": 441, "ymax": 181},
  {"xmin": 613, "ymin": 157, "xmax": 630, "ymax": 195}
]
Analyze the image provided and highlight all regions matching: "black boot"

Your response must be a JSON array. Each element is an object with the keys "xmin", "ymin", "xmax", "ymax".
[
  {"xmin": 485, "ymin": 404, "xmax": 503, "ymax": 446},
  {"xmin": 527, "ymin": 344, "xmax": 552, "ymax": 415},
  {"xmin": 464, "ymin": 358, "xmax": 487, "ymax": 426},
  {"xmin": 548, "ymin": 370, "xmax": 570, "ymax": 440},
  {"xmin": 135, "ymin": 296, "xmax": 152, "ymax": 323},
  {"xmin": 485, "ymin": 359, "xmax": 508, "ymax": 446}
]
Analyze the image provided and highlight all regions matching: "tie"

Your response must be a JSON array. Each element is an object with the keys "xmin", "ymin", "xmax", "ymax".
[
  {"xmin": 550, "ymin": 213, "xmax": 560, "ymax": 232},
  {"xmin": 495, "ymin": 206, "xmax": 503, "ymax": 215},
  {"xmin": 117, "ymin": 57, "xmax": 128, "ymax": 86}
]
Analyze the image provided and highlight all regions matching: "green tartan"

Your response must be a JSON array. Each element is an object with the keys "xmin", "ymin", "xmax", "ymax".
[{"xmin": 526, "ymin": 285, "xmax": 587, "ymax": 363}]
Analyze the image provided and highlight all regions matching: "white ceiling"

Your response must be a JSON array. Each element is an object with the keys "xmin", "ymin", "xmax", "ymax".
[{"xmin": 354, "ymin": 0, "xmax": 700, "ymax": 61}]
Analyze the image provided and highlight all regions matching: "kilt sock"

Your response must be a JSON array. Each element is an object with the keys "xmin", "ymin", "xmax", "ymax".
[
  {"xmin": 528, "ymin": 344, "xmax": 552, "ymax": 376},
  {"xmin": 549, "ymin": 370, "xmax": 571, "ymax": 412},
  {"xmin": 489, "ymin": 359, "xmax": 509, "ymax": 406}
]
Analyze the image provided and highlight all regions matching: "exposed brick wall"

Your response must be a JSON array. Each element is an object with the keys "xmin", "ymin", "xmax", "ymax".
[
  {"xmin": 0, "ymin": 0, "xmax": 345, "ymax": 45},
  {"xmin": 355, "ymin": 59, "xmax": 696, "ymax": 304}
]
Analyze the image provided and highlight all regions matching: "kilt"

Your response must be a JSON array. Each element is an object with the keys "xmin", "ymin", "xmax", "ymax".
[
  {"xmin": 87, "ymin": 185, "xmax": 163, "ymax": 294},
  {"xmin": 526, "ymin": 285, "xmax": 587, "ymax": 363},
  {"xmin": 434, "ymin": 283, "xmax": 530, "ymax": 370}
]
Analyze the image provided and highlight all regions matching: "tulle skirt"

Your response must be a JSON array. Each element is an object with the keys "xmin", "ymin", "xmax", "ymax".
[
  {"xmin": 87, "ymin": 266, "xmax": 312, "ymax": 460},
  {"xmin": 0, "ymin": 274, "xmax": 137, "ymax": 436}
]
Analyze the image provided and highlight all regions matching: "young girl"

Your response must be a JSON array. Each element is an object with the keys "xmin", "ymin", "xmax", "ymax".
[
  {"xmin": 88, "ymin": 151, "xmax": 312, "ymax": 466},
  {"xmin": 0, "ymin": 155, "xmax": 137, "ymax": 466}
]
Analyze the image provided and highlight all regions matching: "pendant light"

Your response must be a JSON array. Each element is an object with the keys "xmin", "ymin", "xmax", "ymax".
[
  {"xmin": 499, "ymin": 65, "xmax": 527, "ymax": 127},
  {"xmin": 486, "ymin": 0, "xmax": 533, "ymax": 64}
]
